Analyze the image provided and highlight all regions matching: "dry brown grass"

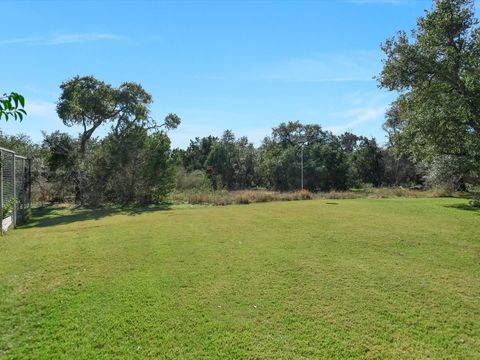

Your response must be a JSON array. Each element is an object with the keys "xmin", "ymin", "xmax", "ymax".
[
  {"xmin": 171, "ymin": 189, "xmax": 312, "ymax": 206},
  {"xmin": 316, "ymin": 186, "xmax": 457, "ymax": 200},
  {"xmin": 171, "ymin": 187, "xmax": 458, "ymax": 206}
]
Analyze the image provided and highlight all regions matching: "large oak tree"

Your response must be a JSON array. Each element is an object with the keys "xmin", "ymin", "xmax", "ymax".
[
  {"xmin": 57, "ymin": 75, "xmax": 180, "ymax": 155},
  {"xmin": 379, "ymin": 0, "xmax": 480, "ymax": 166}
]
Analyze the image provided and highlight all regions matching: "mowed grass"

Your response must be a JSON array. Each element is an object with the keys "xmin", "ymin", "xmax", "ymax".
[{"xmin": 0, "ymin": 199, "xmax": 479, "ymax": 359}]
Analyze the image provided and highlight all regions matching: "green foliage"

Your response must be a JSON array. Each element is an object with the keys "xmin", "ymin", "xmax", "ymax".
[
  {"xmin": 424, "ymin": 155, "xmax": 470, "ymax": 191},
  {"xmin": 181, "ymin": 136, "xmax": 218, "ymax": 171},
  {"xmin": 142, "ymin": 131, "xmax": 177, "ymax": 203},
  {"xmin": 0, "ymin": 92, "xmax": 26, "ymax": 121},
  {"xmin": 206, "ymin": 131, "xmax": 257, "ymax": 190},
  {"xmin": 0, "ymin": 131, "xmax": 40, "ymax": 158},
  {"xmin": 41, "ymin": 76, "xmax": 181, "ymax": 205},
  {"xmin": 40, "ymin": 125, "xmax": 177, "ymax": 205},
  {"xmin": 163, "ymin": 113, "xmax": 181, "ymax": 130},
  {"xmin": 175, "ymin": 168, "xmax": 212, "ymax": 191},
  {"xmin": 90, "ymin": 126, "xmax": 176, "ymax": 204},
  {"xmin": 382, "ymin": 149, "xmax": 422, "ymax": 186},
  {"xmin": 351, "ymin": 138, "xmax": 385, "ymax": 187},
  {"xmin": 260, "ymin": 122, "xmax": 351, "ymax": 191},
  {"xmin": 42, "ymin": 131, "xmax": 79, "ymax": 172},
  {"xmin": 174, "ymin": 123, "xmax": 423, "ymax": 193},
  {"xmin": 306, "ymin": 140, "xmax": 351, "ymax": 190},
  {"xmin": 2, "ymin": 198, "xmax": 17, "ymax": 219},
  {"xmin": 468, "ymin": 184, "xmax": 480, "ymax": 207},
  {"xmin": 379, "ymin": 0, "xmax": 480, "ymax": 168},
  {"xmin": 41, "ymin": 132, "xmax": 81, "ymax": 203},
  {"xmin": 57, "ymin": 75, "xmax": 180, "ymax": 155},
  {"xmin": 259, "ymin": 144, "xmax": 300, "ymax": 191}
]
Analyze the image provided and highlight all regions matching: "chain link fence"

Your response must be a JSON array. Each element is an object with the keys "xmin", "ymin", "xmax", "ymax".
[{"xmin": 1, "ymin": 147, "xmax": 32, "ymax": 233}]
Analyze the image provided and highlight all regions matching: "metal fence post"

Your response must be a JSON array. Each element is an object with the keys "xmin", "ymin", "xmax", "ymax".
[
  {"xmin": 28, "ymin": 158, "xmax": 32, "ymax": 210},
  {"xmin": 23, "ymin": 158, "xmax": 26, "ymax": 221},
  {"xmin": 1, "ymin": 150, "xmax": 3, "ymax": 235},
  {"xmin": 12, "ymin": 152, "xmax": 16, "ymax": 227}
]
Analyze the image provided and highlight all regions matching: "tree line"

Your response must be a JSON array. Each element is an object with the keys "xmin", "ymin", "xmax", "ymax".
[
  {"xmin": 0, "ymin": 120, "xmax": 428, "ymax": 206},
  {"xmin": 1, "ymin": 0, "xmax": 479, "ymax": 206},
  {"xmin": 174, "ymin": 124, "xmax": 420, "ymax": 193}
]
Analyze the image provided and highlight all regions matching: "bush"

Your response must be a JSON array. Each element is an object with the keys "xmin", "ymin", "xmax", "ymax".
[
  {"xmin": 468, "ymin": 185, "xmax": 480, "ymax": 208},
  {"xmin": 424, "ymin": 156, "xmax": 466, "ymax": 192},
  {"xmin": 2, "ymin": 198, "xmax": 17, "ymax": 219},
  {"xmin": 176, "ymin": 167, "xmax": 212, "ymax": 191}
]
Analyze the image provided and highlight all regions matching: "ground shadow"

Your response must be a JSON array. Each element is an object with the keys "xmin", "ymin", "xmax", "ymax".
[
  {"xmin": 444, "ymin": 203, "xmax": 480, "ymax": 215},
  {"xmin": 19, "ymin": 203, "xmax": 172, "ymax": 229}
]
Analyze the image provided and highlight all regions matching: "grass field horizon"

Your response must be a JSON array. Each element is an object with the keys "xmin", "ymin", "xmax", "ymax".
[{"xmin": 1, "ymin": 198, "xmax": 479, "ymax": 358}]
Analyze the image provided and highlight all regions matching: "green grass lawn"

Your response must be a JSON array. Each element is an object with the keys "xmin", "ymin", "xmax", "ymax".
[{"xmin": 0, "ymin": 198, "xmax": 479, "ymax": 359}]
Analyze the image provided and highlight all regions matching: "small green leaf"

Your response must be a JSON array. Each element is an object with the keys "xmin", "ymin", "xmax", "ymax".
[
  {"xmin": 18, "ymin": 95, "xmax": 25, "ymax": 108},
  {"xmin": 12, "ymin": 95, "xmax": 19, "ymax": 109}
]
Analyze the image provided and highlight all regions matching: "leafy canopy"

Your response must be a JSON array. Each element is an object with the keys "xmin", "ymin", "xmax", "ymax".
[
  {"xmin": 378, "ymin": 0, "xmax": 480, "ymax": 163},
  {"xmin": 57, "ymin": 75, "xmax": 180, "ymax": 155}
]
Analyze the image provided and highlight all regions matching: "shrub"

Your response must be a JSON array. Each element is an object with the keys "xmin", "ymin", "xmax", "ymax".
[
  {"xmin": 467, "ymin": 185, "xmax": 480, "ymax": 208},
  {"xmin": 424, "ymin": 156, "xmax": 466, "ymax": 192},
  {"xmin": 176, "ymin": 168, "xmax": 212, "ymax": 191},
  {"xmin": 2, "ymin": 198, "xmax": 17, "ymax": 219}
]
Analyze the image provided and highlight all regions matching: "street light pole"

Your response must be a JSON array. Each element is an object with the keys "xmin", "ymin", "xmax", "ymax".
[
  {"xmin": 297, "ymin": 137, "xmax": 307, "ymax": 191},
  {"xmin": 300, "ymin": 144, "xmax": 304, "ymax": 190}
]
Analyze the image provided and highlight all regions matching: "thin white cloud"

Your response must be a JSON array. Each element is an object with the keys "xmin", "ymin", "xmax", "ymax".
[
  {"xmin": 321, "ymin": 91, "xmax": 392, "ymax": 136},
  {"xmin": 47, "ymin": 33, "xmax": 123, "ymax": 45},
  {"xmin": 0, "ymin": 37, "xmax": 41, "ymax": 45},
  {"xmin": 257, "ymin": 51, "xmax": 381, "ymax": 83},
  {"xmin": 0, "ymin": 33, "xmax": 124, "ymax": 46},
  {"xmin": 21, "ymin": 85, "xmax": 58, "ymax": 101},
  {"xmin": 26, "ymin": 100, "xmax": 57, "ymax": 118},
  {"xmin": 346, "ymin": 0, "xmax": 409, "ymax": 4},
  {"xmin": 195, "ymin": 50, "xmax": 382, "ymax": 83},
  {"xmin": 325, "ymin": 105, "xmax": 388, "ymax": 134}
]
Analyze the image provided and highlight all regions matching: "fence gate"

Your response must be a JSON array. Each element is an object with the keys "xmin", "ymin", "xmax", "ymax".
[{"xmin": 0, "ymin": 147, "xmax": 32, "ymax": 233}]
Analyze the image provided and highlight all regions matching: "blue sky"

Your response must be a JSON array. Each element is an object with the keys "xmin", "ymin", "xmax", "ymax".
[{"xmin": 1, "ymin": 0, "xmax": 472, "ymax": 148}]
